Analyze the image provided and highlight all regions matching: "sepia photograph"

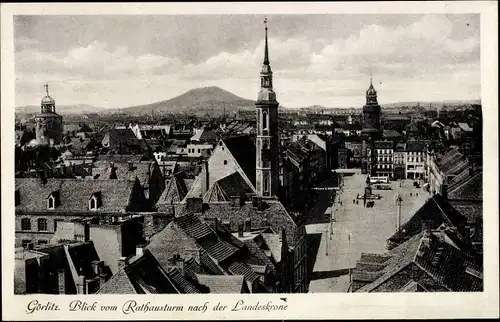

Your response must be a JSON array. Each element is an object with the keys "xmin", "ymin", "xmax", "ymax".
[{"xmin": 2, "ymin": 1, "xmax": 498, "ymax": 320}]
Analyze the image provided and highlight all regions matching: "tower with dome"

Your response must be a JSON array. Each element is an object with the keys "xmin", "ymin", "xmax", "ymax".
[
  {"xmin": 34, "ymin": 84, "xmax": 63, "ymax": 146},
  {"xmin": 361, "ymin": 78, "xmax": 382, "ymax": 175}
]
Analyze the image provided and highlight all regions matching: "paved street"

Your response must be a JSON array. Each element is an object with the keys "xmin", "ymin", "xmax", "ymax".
[{"xmin": 306, "ymin": 171, "xmax": 429, "ymax": 292}]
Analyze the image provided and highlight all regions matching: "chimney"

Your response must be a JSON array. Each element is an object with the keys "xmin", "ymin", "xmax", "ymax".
[
  {"xmin": 91, "ymin": 260, "xmax": 103, "ymax": 277},
  {"xmin": 84, "ymin": 222, "xmax": 90, "ymax": 242},
  {"xmin": 244, "ymin": 219, "xmax": 251, "ymax": 232},
  {"xmin": 238, "ymin": 224, "xmax": 244, "ymax": 238},
  {"xmin": 57, "ymin": 269, "xmax": 66, "ymax": 294},
  {"xmin": 440, "ymin": 183, "xmax": 448, "ymax": 199},
  {"xmin": 118, "ymin": 257, "xmax": 128, "ymax": 269},
  {"xmin": 239, "ymin": 194, "xmax": 246, "ymax": 207},
  {"xmin": 252, "ymin": 196, "xmax": 263, "ymax": 210},
  {"xmin": 136, "ymin": 246, "xmax": 144, "ymax": 256}
]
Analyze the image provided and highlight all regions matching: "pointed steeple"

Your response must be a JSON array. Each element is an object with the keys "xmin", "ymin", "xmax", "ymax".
[
  {"xmin": 263, "ymin": 17, "xmax": 269, "ymax": 65},
  {"xmin": 257, "ymin": 17, "xmax": 276, "ymax": 102}
]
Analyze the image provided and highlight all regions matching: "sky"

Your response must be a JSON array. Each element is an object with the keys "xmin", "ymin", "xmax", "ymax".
[{"xmin": 14, "ymin": 14, "xmax": 480, "ymax": 109}]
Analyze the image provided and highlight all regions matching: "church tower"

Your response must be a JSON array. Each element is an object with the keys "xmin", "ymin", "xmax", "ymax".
[
  {"xmin": 35, "ymin": 84, "xmax": 63, "ymax": 146},
  {"xmin": 361, "ymin": 77, "xmax": 381, "ymax": 136},
  {"xmin": 361, "ymin": 77, "xmax": 381, "ymax": 174},
  {"xmin": 255, "ymin": 18, "xmax": 279, "ymax": 198}
]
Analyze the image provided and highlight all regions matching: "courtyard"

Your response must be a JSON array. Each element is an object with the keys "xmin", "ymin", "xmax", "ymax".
[{"xmin": 307, "ymin": 170, "xmax": 429, "ymax": 292}]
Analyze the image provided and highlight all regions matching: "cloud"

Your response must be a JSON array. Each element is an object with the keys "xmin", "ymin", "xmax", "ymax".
[{"xmin": 14, "ymin": 14, "xmax": 480, "ymax": 108}]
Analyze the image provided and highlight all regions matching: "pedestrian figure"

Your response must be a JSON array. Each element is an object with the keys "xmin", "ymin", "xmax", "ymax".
[
  {"xmin": 416, "ymin": 193, "xmax": 418, "ymax": 196},
  {"xmin": 353, "ymin": 199, "xmax": 355, "ymax": 204},
  {"xmin": 410, "ymin": 192, "xmax": 412, "ymax": 197}
]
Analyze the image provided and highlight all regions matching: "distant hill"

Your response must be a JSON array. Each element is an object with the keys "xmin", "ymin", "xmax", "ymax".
[
  {"xmin": 15, "ymin": 104, "xmax": 106, "ymax": 115},
  {"xmin": 119, "ymin": 86, "xmax": 256, "ymax": 116}
]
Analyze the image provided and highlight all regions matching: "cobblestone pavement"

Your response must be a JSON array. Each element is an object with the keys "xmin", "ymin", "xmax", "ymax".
[{"xmin": 307, "ymin": 171, "xmax": 429, "ymax": 292}]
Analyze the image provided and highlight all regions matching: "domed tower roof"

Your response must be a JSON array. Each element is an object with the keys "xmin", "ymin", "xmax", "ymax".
[
  {"xmin": 41, "ymin": 95, "xmax": 55, "ymax": 105},
  {"xmin": 41, "ymin": 84, "xmax": 55, "ymax": 105},
  {"xmin": 366, "ymin": 78, "xmax": 377, "ymax": 96}
]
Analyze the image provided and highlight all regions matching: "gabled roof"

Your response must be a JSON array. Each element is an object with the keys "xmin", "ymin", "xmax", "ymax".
[
  {"xmin": 200, "ymin": 199, "xmax": 301, "ymax": 246},
  {"xmin": 92, "ymin": 160, "xmax": 158, "ymax": 185},
  {"xmin": 97, "ymin": 250, "xmax": 179, "ymax": 294},
  {"xmin": 166, "ymin": 268, "xmax": 202, "ymax": 294},
  {"xmin": 191, "ymin": 127, "xmax": 218, "ymax": 142},
  {"xmin": 204, "ymin": 172, "xmax": 254, "ymax": 202},
  {"xmin": 15, "ymin": 178, "xmax": 144, "ymax": 213},
  {"xmin": 448, "ymin": 170, "xmax": 482, "ymax": 201},
  {"xmin": 387, "ymin": 194, "xmax": 468, "ymax": 245},
  {"xmin": 355, "ymin": 228, "xmax": 482, "ymax": 292},
  {"xmin": 228, "ymin": 261, "xmax": 260, "ymax": 284},
  {"xmin": 106, "ymin": 128, "xmax": 137, "ymax": 142},
  {"xmin": 195, "ymin": 274, "xmax": 247, "ymax": 293},
  {"xmin": 222, "ymin": 135, "xmax": 256, "ymax": 186},
  {"xmin": 156, "ymin": 172, "xmax": 189, "ymax": 209}
]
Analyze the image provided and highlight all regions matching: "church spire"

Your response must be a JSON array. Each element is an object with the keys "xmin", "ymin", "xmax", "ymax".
[{"xmin": 263, "ymin": 17, "xmax": 269, "ymax": 65}]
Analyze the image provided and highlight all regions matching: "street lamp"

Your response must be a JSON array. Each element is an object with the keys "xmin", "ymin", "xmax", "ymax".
[
  {"xmin": 396, "ymin": 194, "xmax": 403, "ymax": 241},
  {"xmin": 348, "ymin": 232, "xmax": 352, "ymax": 283}
]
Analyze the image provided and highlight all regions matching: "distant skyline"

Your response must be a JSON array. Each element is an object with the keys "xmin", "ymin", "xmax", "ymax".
[{"xmin": 15, "ymin": 14, "xmax": 480, "ymax": 109}]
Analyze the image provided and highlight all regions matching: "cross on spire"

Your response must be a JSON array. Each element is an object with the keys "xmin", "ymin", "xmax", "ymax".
[
  {"xmin": 263, "ymin": 17, "xmax": 269, "ymax": 65},
  {"xmin": 44, "ymin": 84, "xmax": 49, "ymax": 96}
]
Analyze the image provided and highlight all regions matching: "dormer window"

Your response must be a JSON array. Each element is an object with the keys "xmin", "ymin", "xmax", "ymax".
[
  {"xmin": 89, "ymin": 192, "xmax": 102, "ymax": 211},
  {"xmin": 47, "ymin": 190, "xmax": 60, "ymax": 210}
]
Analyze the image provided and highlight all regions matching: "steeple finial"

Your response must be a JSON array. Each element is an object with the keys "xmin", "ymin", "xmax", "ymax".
[
  {"xmin": 44, "ymin": 84, "xmax": 49, "ymax": 96},
  {"xmin": 370, "ymin": 74, "xmax": 373, "ymax": 86},
  {"xmin": 263, "ymin": 17, "xmax": 269, "ymax": 65}
]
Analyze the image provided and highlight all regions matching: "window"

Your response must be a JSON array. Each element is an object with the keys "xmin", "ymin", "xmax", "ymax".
[
  {"xmin": 48, "ymin": 197, "xmax": 55, "ymax": 210},
  {"xmin": 223, "ymin": 160, "xmax": 228, "ymax": 165},
  {"xmin": 262, "ymin": 112, "xmax": 268, "ymax": 129},
  {"xmin": 21, "ymin": 218, "xmax": 31, "ymax": 231},
  {"xmin": 198, "ymin": 149, "xmax": 200, "ymax": 153},
  {"xmin": 54, "ymin": 219, "xmax": 63, "ymax": 231},
  {"xmin": 264, "ymin": 177, "xmax": 269, "ymax": 193},
  {"xmin": 90, "ymin": 198, "xmax": 97, "ymax": 210},
  {"xmin": 37, "ymin": 239, "xmax": 48, "ymax": 245},
  {"xmin": 37, "ymin": 218, "xmax": 48, "ymax": 231}
]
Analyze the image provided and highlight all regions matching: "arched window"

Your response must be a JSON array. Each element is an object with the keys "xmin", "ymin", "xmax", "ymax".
[
  {"xmin": 264, "ymin": 177, "xmax": 269, "ymax": 193},
  {"xmin": 262, "ymin": 111, "xmax": 268, "ymax": 129},
  {"xmin": 37, "ymin": 218, "xmax": 48, "ymax": 231},
  {"xmin": 90, "ymin": 198, "xmax": 96, "ymax": 210},
  {"xmin": 21, "ymin": 218, "xmax": 31, "ymax": 231},
  {"xmin": 48, "ymin": 197, "xmax": 54, "ymax": 209}
]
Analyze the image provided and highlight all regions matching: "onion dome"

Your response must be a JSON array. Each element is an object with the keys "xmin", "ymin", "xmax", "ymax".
[{"xmin": 366, "ymin": 78, "xmax": 377, "ymax": 96}]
